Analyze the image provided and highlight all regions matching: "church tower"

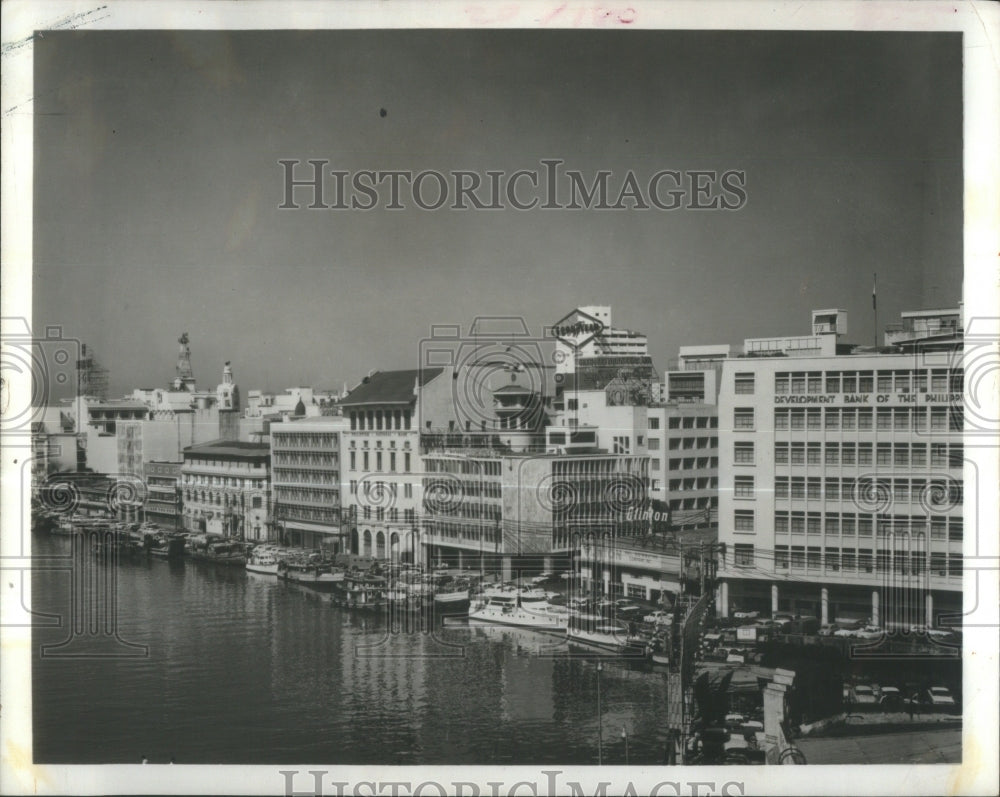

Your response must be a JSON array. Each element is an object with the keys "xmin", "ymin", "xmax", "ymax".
[{"xmin": 174, "ymin": 332, "xmax": 197, "ymax": 392}]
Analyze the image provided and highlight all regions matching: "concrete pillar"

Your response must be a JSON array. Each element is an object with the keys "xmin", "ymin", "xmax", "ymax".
[
  {"xmin": 646, "ymin": 586, "xmax": 653, "ymax": 602},
  {"xmin": 543, "ymin": 555, "xmax": 553, "ymax": 572},
  {"xmin": 602, "ymin": 569, "xmax": 611, "ymax": 596},
  {"xmin": 762, "ymin": 683, "xmax": 788, "ymax": 761},
  {"xmin": 871, "ymin": 590, "xmax": 880, "ymax": 627},
  {"xmin": 457, "ymin": 549, "xmax": 464, "ymax": 570},
  {"xmin": 718, "ymin": 581, "xmax": 729, "ymax": 618},
  {"xmin": 771, "ymin": 584, "xmax": 779, "ymax": 615},
  {"xmin": 925, "ymin": 592, "xmax": 934, "ymax": 629},
  {"xmin": 501, "ymin": 556, "xmax": 512, "ymax": 582},
  {"xmin": 820, "ymin": 587, "xmax": 829, "ymax": 626}
]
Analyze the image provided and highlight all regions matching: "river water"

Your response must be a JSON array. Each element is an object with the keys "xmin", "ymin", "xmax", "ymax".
[{"xmin": 32, "ymin": 534, "xmax": 673, "ymax": 765}]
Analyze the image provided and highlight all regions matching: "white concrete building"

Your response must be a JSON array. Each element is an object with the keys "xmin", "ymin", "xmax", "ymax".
[
  {"xmin": 270, "ymin": 415, "xmax": 350, "ymax": 551},
  {"xmin": 716, "ymin": 308, "xmax": 964, "ymax": 629},
  {"xmin": 180, "ymin": 440, "xmax": 270, "ymax": 541}
]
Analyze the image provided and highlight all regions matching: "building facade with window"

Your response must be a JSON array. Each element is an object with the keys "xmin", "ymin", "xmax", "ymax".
[
  {"xmin": 421, "ymin": 451, "xmax": 651, "ymax": 578},
  {"xmin": 716, "ymin": 308, "xmax": 964, "ymax": 629},
  {"xmin": 339, "ymin": 369, "xmax": 449, "ymax": 561},
  {"xmin": 647, "ymin": 402, "xmax": 719, "ymax": 524},
  {"xmin": 181, "ymin": 441, "xmax": 271, "ymax": 541},
  {"xmin": 270, "ymin": 416, "xmax": 349, "ymax": 551},
  {"xmin": 144, "ymin": 461, "xmax": 182, "ymax": 529}
]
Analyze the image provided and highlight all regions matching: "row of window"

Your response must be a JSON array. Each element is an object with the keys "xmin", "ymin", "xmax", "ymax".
[
  {"xmin": 348, "ymin": 480, "xmax": 416, "ymax": 499},
  {"xmin": 271, "ymin": 452, "xmax": 338, "ymax": 468},
  {"xmin": 774, "ymin": 511, "xmax": 963, "ymax": 540},
  {"xmin": 773, "ymin": 476, "xmax": 961, "ymax": 505},
  {"xmin": 667, "ymin": 496, "xmax": 716, "ymax": 511},
  {"xmin": 271, "ymin": 433, "xmax": 340, "ymax": 449},
  {"xmin": 767, "ymin": 406, "xmax": 964, "ymax": 432},
  {"xmin": 426, "ymin": 523, "xmax": 501, "ymax": 544},
  {"xmin": 349, "ymin": 409, "xmax": 413, "ymax": 431},
  {"xmin": 272, "ymin": 469, "xmax": 339, "ymax": 486},
  {"xmin": 425, "ymin": 459, "xmax": 503, "ymax": 476},
  {"xmin": 274, "ymin": 505, "xmax": 340, "ymax": 524},
  {"xmin": 762, "ymin": 545, "xmax": 964, "ymax": 576},
  {"xmin": 774, "ymin": 441, "xmax": 963, "ymax": 467},
  {"xmin": 668, "ymin": 456, "xmax": 718, "ymax": 471},
  {"xmin": 771, "ymin": 369, "xmax": 962, "ymax": 396},
  {"xmin": 181, "ymin": 476, "xmax": 266, "ymax": 489},
  {"xmin": 183, "ymin": 491, "xmax": 264, "ymax": 509},
  {"xmin": 421, "ymin": 502, "xmax": 503, "ymax": 522},
  {"xmin": 359, "ymin": 506, "xmax": 417, "ymax": 523},
  {"xmin": 349, "ymin": 451, "xmax": 412, "ymax": 472},
  {"xmin": 668, "ymin": 477, "xmax": 719, "ymax": 491},
  {"xmin": 272, "ymin": 487, "xmax": 340, "ymax": 506},
  {"xmin": 667, "ymin": 436, "xmax": 717, "ymax": 451},
  {"xmin": 666, "ymin": 416, "xmax": 719, "ymax": 429}
]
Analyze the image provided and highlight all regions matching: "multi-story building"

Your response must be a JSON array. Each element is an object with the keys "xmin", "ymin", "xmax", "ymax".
[
  {"xmin": 244, "ymin": 386, "xmax": 342, "ymax": 419},
  {"xmin": 270, "ymin": 416, "xmax": 349, "ymax": 551},
  {"xmin": 144, "ymin": 461, "xmax": 182, "ymax": 529},
  {"xmin": 339, "ymin": 369, "xmax": 447, "ymax": 562},
  {"xmin": 421, "ymin": 450, "xmax": 650, "ymax": 578},
  {"xmin": 648, "ymin": 402, "xmax": 718, "ymax": 526},
  {"xmin": 661, "ymin": 344, "xmax": 730, "ymax": 404},
  {"xmin": 554, "ymin": 305, "xmax": 650, "ymax": 373},
  {"xmin": 180, "ymin": 440, "xmax": 270, "ymax": 541},
  {"xmin": 716, "ymin": 307, "xmax": 964, "ymax": 629}
]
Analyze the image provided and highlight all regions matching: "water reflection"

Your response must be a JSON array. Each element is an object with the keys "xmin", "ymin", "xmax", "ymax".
[{"xmin": 33, "ymin": 535, "xmax": 672, "ymax": 764}]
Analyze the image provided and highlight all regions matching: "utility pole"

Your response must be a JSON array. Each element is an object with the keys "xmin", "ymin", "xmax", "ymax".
[
  {"xmin": 699, "ymin": 543, "xmax": 706, "ymax": 596},
  {"xmin": 597, "ymin": 661, "xmax": 604, "ymax": 765}
]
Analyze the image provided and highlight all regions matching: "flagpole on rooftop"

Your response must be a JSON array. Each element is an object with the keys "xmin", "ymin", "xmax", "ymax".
[{"xmin": 872, "ymin": 272, "xmax": 878, "ymax": 348}]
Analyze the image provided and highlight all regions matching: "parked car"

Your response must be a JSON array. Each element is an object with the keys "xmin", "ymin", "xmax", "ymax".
[
  {"xmin": 854, "ymin": 625, "xmax": 883, "ymax": 640},
  {"xmin": 851, "ymin": 684, "xmax": 878, "ymax": 705},
  {"xmin": 879, "ymin": 686, "xmax": 903, "ymax": 709},
  {"xmin": 851, "ymin": 684, "xmax": 879, "ymax": 704},
  {"xmin": 834, "ymin": 625, "xmax": 859, "ymax": 638},
  {"xmin": 724, "ymin": 713, "xmax": 746, "ymax": 731},
  {"xmin": 529, "ymin": 571, "xmax": 554, "ymax": 585},
  {"xmin": 818, "ymin": 623, "xmax": 839, "ymax": 637},
  {"xmin": 924, "ymin": 686, "xmax": 956, "ymax": 707},
  {"xmin": 733, "ymin": 610, "xmax": 759, "ymax": 620},
  {"xmin": 726, "ymin": 649, "xmax": 746, "ymax": 664}
]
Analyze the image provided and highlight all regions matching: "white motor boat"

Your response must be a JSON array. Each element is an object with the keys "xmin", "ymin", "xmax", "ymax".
[{"xmin": 468, "ymin": 593, "xmax": 569, "ymax": 631}]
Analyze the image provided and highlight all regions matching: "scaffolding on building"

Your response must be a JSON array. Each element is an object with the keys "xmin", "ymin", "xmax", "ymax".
[{"xmin": 76, "ymin": 344, "xmax": 109, "ymax": 400}]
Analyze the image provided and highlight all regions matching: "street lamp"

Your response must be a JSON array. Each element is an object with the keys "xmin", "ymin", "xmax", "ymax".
[{"xmin": 597, "ymin": 661, "xmax": 604, "ymax": 765}]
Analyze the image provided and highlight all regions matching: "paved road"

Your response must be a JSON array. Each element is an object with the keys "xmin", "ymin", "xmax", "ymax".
[{"xmin": 796, "ymin": 727, "xmax": 961, "ymax": 764}]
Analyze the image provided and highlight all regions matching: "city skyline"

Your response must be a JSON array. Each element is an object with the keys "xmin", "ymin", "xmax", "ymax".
[{"xmin": 33, "ymin": 29, "xmax": 962, "ymax": 397}]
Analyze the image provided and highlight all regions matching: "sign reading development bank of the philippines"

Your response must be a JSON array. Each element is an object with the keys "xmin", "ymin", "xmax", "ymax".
[{"xmin": 774, "ymin": 393, "xmax": 964, "ymax": 405}]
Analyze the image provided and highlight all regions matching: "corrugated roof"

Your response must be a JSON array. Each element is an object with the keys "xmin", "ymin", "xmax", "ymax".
[{"xmin": 339, "ymin": 368, "xmax": 443, "ymax": 407}]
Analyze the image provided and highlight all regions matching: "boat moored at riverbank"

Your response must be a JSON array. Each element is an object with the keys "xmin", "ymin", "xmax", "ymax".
[{"xmin": 468, "ymin": 592, "xmax": 570, "ymax": 631}]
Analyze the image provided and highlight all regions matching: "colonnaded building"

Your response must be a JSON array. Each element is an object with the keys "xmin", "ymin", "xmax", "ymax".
[{"xmin": 716, "ymin": 307, "xmax": 965, "ymax": 629}]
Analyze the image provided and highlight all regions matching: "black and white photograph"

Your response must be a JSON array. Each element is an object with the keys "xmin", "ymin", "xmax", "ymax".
[{"xmin": 1, "ymin": 2, "xmax": 997, "ymax": 795}]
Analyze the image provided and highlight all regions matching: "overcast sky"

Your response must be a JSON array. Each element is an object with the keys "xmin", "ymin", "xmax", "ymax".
[{"xmin": 33, "ymin": 29, "xmax": 962, "ymax": 397}]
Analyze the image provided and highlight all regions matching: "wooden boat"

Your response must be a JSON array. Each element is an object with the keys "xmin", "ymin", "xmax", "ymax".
[
  {"xmin": 148, "ymin": 532, "xmax": 186, "ymax": 560},
  {"xmin": 335, "ymin": 573, "xmax": 388, "ymax": 610},
  {"xmin": 278, "ymin": 559, "xmax": 345, "ymax": 591},
  {"xmin": 188, "ymin": 536, "xmax": 247, "ymax": 566}
]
